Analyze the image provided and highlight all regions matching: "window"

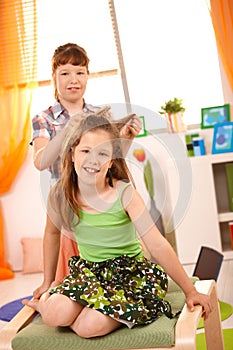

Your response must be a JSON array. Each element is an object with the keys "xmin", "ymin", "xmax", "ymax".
[
  {"xmin": 31, "ymin": 0, "xmax": 224, "ymax": 128},
  {"xmin": 113, "ymin": 0, "xmax": 224, "ymax": 126}
]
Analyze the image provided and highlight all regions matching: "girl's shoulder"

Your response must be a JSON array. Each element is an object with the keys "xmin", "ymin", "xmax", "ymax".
[
  {"xmin": 115, "ymin": 179, "xmax": 132, "ymax": 193},
  {"xmin": 83, "ymin": 103, "xmax": 100, "ymax": 113},
  {"xmin": 116, "ymin": 180, "xmax": 145, "ymax": 213},
  {"xmin": 32, "ymin": 101, "xmax": 63, "ymax": 122},
  {"xmin": 115, "ymin": 180, "xmax": 135, "ymax": 208}
]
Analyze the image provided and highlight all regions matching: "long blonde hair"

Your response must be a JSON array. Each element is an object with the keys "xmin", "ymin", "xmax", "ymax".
[{"xmin": 50, "ymin": 113, "xmax": 135, "ymax": 230}]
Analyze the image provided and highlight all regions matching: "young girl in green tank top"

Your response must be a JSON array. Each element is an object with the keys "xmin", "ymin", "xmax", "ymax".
[{"xmin": 23, "ymin": 113, "xmax": 212, "ymax": 338}]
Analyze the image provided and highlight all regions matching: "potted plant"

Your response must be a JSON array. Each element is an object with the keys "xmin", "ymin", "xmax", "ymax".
[
  {"xmin": 159, "ymin": 97, "xmax": 186, "ymax": 133},
  {"xmin": 159, "ymin": 97, "xmax": 185, "ymax": 114}
]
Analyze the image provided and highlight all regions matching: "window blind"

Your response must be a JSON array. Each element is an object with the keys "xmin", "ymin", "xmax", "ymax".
[
  {"xmin": 35, "ymin": 0, "xmax": 118, "ymax": 82},
  {"xmin": 0, "ymin": 0, "xmax": 38, "ymax": 87},
  {"xmin": 0, "ymin": 0, "xmax": 119, "ymax": 87}
]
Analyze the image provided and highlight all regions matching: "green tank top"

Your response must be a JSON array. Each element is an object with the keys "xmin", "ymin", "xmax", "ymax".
[{"xmin": 74, "ymin": 182, "xmax": 142, "ymax": 262}]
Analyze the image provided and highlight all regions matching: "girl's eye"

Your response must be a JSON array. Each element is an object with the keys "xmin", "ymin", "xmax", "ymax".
[
  {"xmin": 79, "ymin": 149, "xmax": 89, "ymax": 154},
  {"xmin": 99, "ymin": 152, "xmax": 109, "ymax": 157},
  {"xmin": 77, "ymin": 72, "xmax": 84, "ymax": 75},
  {"xmin": 61, "ymin": 72, "xmax": 68, "ymax": 76}
]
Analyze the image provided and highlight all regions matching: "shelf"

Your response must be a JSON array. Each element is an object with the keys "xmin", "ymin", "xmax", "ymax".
[
  {"xmin": 222, "ymin": 250, "xmax": 233, "ymax": 260},
  {"xmin": 218, "ymin": 212, "xmax": 233, "ymax": 222},
  {"xmin": 189, "ymin": 153, "xmax": 233, "ymax": 164},
  {"xmin": 208, "ymin": 152, "xmax": 233, "ymax": 164}
]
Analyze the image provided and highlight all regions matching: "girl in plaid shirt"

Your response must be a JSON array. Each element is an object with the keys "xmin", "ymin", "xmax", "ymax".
[{"xmin": 31, "ymin": 42, "xmax": 142, "ymax": 279}]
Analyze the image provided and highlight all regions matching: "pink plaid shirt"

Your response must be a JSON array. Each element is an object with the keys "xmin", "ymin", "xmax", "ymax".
[{"xmin": 32, "ymin": 101, "xmax": 100, "ymax": 183}]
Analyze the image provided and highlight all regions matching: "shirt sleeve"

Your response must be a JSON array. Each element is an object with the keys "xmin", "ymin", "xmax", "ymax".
[{"xmin": 32, "ymin": 114, "xmax": 51, "ymax": 141}]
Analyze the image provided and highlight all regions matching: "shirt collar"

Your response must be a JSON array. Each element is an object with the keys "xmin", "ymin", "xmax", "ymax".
[
  {"xmin": 51, "ymin": 101, "xmax": 66, "ymax": 119},
  {"xmin": 51, "ymin": 99, "xmax": 97, "ymax": 119}
]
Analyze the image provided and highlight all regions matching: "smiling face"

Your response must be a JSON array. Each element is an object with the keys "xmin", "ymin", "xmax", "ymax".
[
  {"xmin": 72, "ymin": 129, "xmax": 113, "ymax": 187},
  {"xmin": 54, "ymin": 63, "xmax": 88, "ymax": 104}
]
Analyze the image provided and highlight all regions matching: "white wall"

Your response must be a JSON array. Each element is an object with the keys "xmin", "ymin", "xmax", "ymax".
[{"xmin": 1, "ymin": 147, "xmax": 50, "ymax": 271}]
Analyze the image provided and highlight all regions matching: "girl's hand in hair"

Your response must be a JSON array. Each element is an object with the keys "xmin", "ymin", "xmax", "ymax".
[
  {"xmin": 67, "ymin": 111, "xmax": 87, "ymax": 129},
  {"xmin": 120, "ymin": 114, "xmax": 142, "ymax": 139},
  {"xmin": 67, "ymin": 105, "xmax": 112, "ymax": 130}
]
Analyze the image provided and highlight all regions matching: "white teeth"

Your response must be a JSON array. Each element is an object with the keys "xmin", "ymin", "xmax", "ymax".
[{"xmin": 85, "ymin": 167, "xmax": 98, "ymax": 173}]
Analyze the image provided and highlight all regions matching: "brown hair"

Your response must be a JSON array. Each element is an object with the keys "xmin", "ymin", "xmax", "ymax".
[
  {"xmin": 52, "ymin": 43, "xmax": 90, "ymax": 100},
  {"xmin": 50, "ymin": 113, "xmax": 135, "ymax": 230}
]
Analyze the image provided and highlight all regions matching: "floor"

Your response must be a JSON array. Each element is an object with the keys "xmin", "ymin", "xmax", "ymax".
[
  {"xmin": 0, "ymin": 272, "xmax": 43, "ymax": 331},
  {"xmin": 0, "ymin": 260, "xmax": 233, "ymax": 333}
]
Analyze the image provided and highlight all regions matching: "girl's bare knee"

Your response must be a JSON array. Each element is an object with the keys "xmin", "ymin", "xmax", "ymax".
[
  {"xmin": 71, "ymin": 309, "xmax": 121, "ymax": 338},
  {"xmin": 40, "ymin": 294, "xmax": 83, "ymax": 327}
]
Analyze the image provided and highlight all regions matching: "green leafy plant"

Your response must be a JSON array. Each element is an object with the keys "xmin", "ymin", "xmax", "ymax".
[{"xmin": 159, "ymin": 97, "xmax": 185, "ymax": 114}]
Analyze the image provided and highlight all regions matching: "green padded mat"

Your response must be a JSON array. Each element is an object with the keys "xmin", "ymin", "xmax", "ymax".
[{"xmin": 12, "ymin": 277, "xmax": 198, "ymax": 350}]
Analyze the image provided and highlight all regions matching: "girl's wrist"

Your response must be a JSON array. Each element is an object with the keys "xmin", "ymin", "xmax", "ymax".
[
  {"xmin": 43, "ymin": 276, "xmax": 54, "ymax": 286},
  {"xmin": 184, "ymin": 286, "xmax": 197, "ymax": 298}
]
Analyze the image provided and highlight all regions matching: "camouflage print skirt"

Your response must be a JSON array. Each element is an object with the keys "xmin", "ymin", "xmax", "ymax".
[{"xmin": 50, "ymin": 254, "xmax": 174, "ymax": 328}]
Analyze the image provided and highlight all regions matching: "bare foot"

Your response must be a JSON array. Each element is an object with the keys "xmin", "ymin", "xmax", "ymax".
[
  {"xmin": 21, "ymin": 281, "xmax": 61, "ymax": 312},
  {"xmin": 22, "ymin": 298, "xmax": 40, "ymax": 312}
]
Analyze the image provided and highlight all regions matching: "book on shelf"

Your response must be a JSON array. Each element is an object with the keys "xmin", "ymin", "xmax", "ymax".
[
  {"xmin": 185, "ymin": 133, "xmax": 199, "ymax": 157},
  {"xmin": 228, "ymin": 222, "xmax": 233, "ymax": 250},
  {"xmin": 225, "ymin": 163, "xmax": 233, "ymax": 211}
]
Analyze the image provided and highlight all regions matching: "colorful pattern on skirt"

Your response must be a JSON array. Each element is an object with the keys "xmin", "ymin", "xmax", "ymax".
[{"xmin": 50, "ymin": 254, "xmax": 174, "ymax": 326}]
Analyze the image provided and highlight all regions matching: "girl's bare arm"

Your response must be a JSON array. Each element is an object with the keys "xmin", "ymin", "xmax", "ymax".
[{"xmin": 122, "ymin": 186, "xmax": 212, "ymax": 319}]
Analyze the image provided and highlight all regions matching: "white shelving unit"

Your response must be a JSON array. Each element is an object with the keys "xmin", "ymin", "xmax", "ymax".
[
  {"xmin": 129, "ymin": 135, "xmax": 233, "ymax": 265},
  {"xmin": 210, "ymin": 153, "xmax": 233, "ymax": 259},
  {"xmin": 165, "ymin": 152, "xmax": 233, "ymax": 264}
]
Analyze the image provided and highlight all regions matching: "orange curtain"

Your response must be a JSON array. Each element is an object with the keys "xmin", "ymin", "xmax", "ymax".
[
  {"xmin": 208, "ymin": 0, "xmax": 233, "ymax": 92},
  {"xmin": 0, "ymin": 0, "xmax": 38, "ymax": 280}
]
